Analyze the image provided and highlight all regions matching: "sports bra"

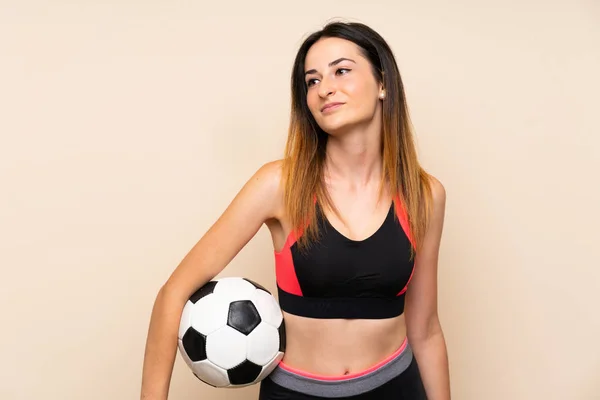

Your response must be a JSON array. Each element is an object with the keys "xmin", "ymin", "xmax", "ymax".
[{"xmin": 274, "ymin": 197, "xmax": 416, "ymax": 319}]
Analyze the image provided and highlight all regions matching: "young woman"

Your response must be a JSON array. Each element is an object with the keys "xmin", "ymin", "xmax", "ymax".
[{"xmin": 141, "ymin": 21, "xmax": 450, "ymax": 400}]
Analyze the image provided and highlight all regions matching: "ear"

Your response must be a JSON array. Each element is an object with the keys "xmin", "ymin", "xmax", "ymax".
[{"xmin": 378, "ymin": 82, "xmax": 386, "ymax": 100}]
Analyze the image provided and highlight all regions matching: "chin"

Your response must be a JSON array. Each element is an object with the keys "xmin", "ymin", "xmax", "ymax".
[
  {"xmin": 318, "ymin": 123, "xmax": 345, "ymax": 136},
  {"xmin": 318, "ymin": 117, "xmax": 363, "ymax": 136}
]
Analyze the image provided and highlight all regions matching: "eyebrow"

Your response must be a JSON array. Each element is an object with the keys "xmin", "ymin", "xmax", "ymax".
[{"xmin": 304, "ymin": 57, "xmax": 356, "ymax": 76}]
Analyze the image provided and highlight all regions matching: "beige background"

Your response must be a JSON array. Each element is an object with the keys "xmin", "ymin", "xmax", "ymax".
[{"xmin": 1, "ymin": 1, "xmax": 599, "ymax": 399}]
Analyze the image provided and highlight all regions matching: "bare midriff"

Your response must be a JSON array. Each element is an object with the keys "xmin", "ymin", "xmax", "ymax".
[{"xmin": 279, "ymin": 311, "xmax": 407, "ymax": 377}]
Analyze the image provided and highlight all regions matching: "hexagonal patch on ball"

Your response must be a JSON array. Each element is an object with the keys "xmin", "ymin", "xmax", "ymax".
[
  {"xmin": 246, "ymin": 322, "xmax": 280, "ymax": 365},
  {"xmin": 227, "ymin": 300, "xmax": 261, "ymax": 335},
  {"xmin": 250, "ymin": 288, "xmax": 283, "ymax": 328},
  {"xmin": 243, "ymin": 277, "xmax": 271, "ymax": 294},
  {"xmin": 189, "ymin": 293, "xmax": 230, "ymax": 336},
  {"xmin": 213, "ymin": 277, "xmax": 257, "ymax": 302},
  {"xmin": 227, "ymin": 360, "xmax": 263, "ymax": 385},
  {"xmin": 181, "ymin": 328, "xmax": 207, "ymax": 362},
  {"xmin": 205, "ymin": 325, "xmax": 248, "ymax": 370},
  {"xmin": 190, "ymin": 359, "xmax": 230, "ymax": 388}
]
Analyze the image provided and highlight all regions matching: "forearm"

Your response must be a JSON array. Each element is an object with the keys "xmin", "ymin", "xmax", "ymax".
[
  {"xmin": 140, "ymin": 286, "xmax": 182, "ymax": 400},
  {"xmin": 410, "ymin": 330, "xmax": 451, "ymax": 400}
]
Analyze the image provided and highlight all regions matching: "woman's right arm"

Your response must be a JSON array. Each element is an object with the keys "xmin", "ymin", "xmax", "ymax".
[{"xmin": 140, "ymin": 160, "xmax": 283, "ymax": 400}]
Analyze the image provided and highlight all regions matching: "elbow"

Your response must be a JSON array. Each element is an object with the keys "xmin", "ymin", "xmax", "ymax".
[
  {"xmin": 154, "ymin": 281, "xmax": 187, "ymax": 312},
  {"xmin": 407, "ymin": 314, "xmax": 444, "ymax": 345},
  {"xmin": 158, "ymin": 281, "xmax": 185, "ymax": 303}
]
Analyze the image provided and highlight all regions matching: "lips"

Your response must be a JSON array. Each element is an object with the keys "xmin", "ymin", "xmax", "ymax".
[{"xmin": 321, "ymin": 102, "xmax": 344, "ymax": 112}]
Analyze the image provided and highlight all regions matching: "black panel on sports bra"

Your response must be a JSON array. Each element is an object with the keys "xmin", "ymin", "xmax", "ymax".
[{"xmin": 274, "ymin": 201, "xmax": 415, "ymax": 319}]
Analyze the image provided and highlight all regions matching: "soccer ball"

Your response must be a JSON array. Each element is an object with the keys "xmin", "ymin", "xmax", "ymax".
[{"xmin": 177, "ymin": 277, "xmax": 286, "ymax": 388}]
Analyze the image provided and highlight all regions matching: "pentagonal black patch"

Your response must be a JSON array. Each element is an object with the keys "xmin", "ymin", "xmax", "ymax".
[
  {"xmin": 182, "ymin": 328, "xmax": 207, "ymax": 361},
  {"xmin": 189, "ymin": 281, "xmax": 217, "ymax": 304},
  {"xmin": 243, "ymin": 277, "xmax": 270, "ymax": 294},
  {"xmin": 278, "ymin": 321, "xmax": 286, "ymax": 352},
  {"xmin": 227, "ymin": 360, "xmax": 262, "ymax": 385},
  {"xmin": 227, "ymin": 300, "xmax": 261, "ymax": 335}
]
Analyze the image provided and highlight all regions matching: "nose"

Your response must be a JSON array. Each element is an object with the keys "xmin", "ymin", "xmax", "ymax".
[{"xmin": 317, "ymin": 76, "xmax": 336, "ymax": 98}]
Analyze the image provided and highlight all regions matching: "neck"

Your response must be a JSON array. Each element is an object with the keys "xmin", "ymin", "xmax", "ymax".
[{"xmin": 324, "ymin": 121, "xmax": 383, "ymax": 190}]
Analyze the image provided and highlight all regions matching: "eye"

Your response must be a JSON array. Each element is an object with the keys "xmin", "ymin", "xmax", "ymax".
[
  {"xmin": 336, "ymin": 68, "xmax": 351, "ymax": 75},
  {"xmin": 306, "ymin": 78, "xmax": 319, "ymax": 88}
]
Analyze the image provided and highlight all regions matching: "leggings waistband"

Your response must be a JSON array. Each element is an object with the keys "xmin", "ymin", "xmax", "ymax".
[{"xmin": 266, "ymin": 338, "xmax": 413, "ymax": 398}]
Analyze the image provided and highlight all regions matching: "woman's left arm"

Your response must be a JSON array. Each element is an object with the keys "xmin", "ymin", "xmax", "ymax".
[{"xmin": 404, "ymin": 176, "xmax": 451, "ymax": 400}]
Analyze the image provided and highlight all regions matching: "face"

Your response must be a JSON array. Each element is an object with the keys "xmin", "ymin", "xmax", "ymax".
[{"xmin": 303, "ymin": 37, "xmax": 383, "ymax": 135}]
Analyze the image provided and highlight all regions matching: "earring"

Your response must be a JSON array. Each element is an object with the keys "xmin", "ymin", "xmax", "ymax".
[{"xmin": 379, "ymin": 91, "xmax": 386, "ymax": 100}]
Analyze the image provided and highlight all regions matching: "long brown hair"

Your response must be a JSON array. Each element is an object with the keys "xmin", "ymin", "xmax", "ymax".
[{"xmin": 281, "ymin": 21, "xmax": 434, "ymax": 260}]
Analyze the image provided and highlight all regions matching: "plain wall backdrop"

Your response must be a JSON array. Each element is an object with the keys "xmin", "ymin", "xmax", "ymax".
[{"xmin": 1, "ymin": 1, "xmax": 599, "ymax": 399}]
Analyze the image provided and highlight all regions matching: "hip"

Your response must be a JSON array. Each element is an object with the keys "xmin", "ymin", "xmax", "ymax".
[{"xmin": 258, "ymin": 338, "xmax": 427, "ymax": 399}]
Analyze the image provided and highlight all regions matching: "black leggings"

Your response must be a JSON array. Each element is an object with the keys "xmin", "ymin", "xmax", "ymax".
[{"xmin": 258, "ymin": 343, "xmax": 427, "ymax": 400}]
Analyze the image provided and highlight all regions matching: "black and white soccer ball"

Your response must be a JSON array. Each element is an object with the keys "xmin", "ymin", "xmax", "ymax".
[{"xmin": 177, "ymin": 277, "xmax": 286, "ymax": 388}]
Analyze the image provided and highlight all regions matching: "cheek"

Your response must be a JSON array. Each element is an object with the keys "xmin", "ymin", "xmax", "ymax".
[
  {"xmin": 344, "ymin": 77, "xmax": 374, "ymax": 105},
  {"xmin": 306, "ymin": 91, "xmax": 320, "ymax": 116},
  {"xmin": 348, "ymin": 86, "xmax": 375, "ymax": 115},
  {"xmin": 342, "ymin": 79, "xmax": 361, "ymax": 95}
]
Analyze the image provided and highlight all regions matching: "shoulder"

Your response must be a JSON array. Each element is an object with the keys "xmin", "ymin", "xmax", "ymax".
[
  {"xmin": 427, "ymin": 174, "xmax": 446, "ymax": 209},
  {"xmin": 424, "ymin": 174, "xmax": 446, "ymax": 229},
  {"xmin": 247, "ymin": 159, "xmax": 285, "ymax": 218},
  {"xmin": 252, "ymin": 159, "xmax": 284, "ymax": 195}
]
